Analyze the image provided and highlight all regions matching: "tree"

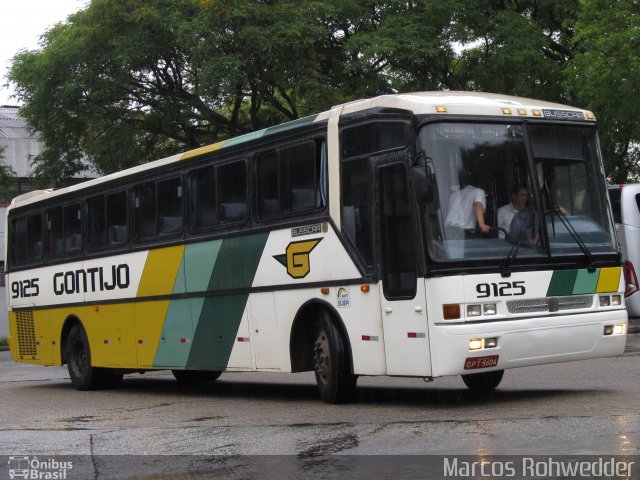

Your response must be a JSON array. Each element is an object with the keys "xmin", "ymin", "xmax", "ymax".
[
  {"xmin": 567, "ymin": 0, "xmax": 640, "ymax": 182},
  {"xmin": 9, "ymin": 0, "xmax": 351, "ymax": 185},
  {"xmin": 9, "ymin": 0, "xmax": 639, "ymax": 184},
  {"xmin": 0, "ymin": 145, "xmax": 17, "ymax": 199},
  {"xmin": 451, "ymin": 0, "xmax": 579, "ymax": 102}
]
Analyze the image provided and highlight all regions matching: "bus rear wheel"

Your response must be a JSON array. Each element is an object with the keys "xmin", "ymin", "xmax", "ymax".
[
  {"xmin": 313, "ymin": 314, "xmax": 357, "ymax": 404},
  {"xmin": 461, "ymin": 370, "xmax": 504, "ymax": 393},
  {"xmin": 66, "ymin": 324, "xmax": 122, "ymax": 390},
  {"xmin": 172, "ymin": 370, "xmax": 222, "ymax": 385}
]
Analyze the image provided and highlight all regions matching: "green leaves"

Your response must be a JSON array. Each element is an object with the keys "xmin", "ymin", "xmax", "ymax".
[{"xmin": 7, "ymin": 0, "xmax": 640, "ymax": 185}]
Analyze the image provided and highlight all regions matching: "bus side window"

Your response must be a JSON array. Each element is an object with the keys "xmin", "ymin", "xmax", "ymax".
[
  {"xmin": 280, "ymin": 141, "xmax": 317, "ymax": 213},
  {"xmin": 341, "ymin": 157, "xmax": 374, "ymax": 267},
  {"xmin": 46, "ymin": 207, "xmax": 64, "ymax": 255},
  {"xmin": 157, "ymin": 177, "xmax": 183, "ymax": 235},
  {"xmin": 217, "ymin": 161, "xmax": 247, "ymax": 223},
  {"xmin": 256, "ymin": 151, "xmax": 279, "ymax": 218},
  {"xmin": 107, "ymin": 191, "xmax": 128, "ymax": 245},
  {"xmin": 190, "ymin": 166, "xmax": 218, "ymax": 229},
  {"xmin": 63, "ymin": 204, "xmax": 82, "ymax": 253},
  {"xmin": 87, "ymin": 195, "xmax": 107, "ymax": 250},
  {"xmin": 256, "ymin": 140, "xmax": 322, "ymax": 218},
  {"xmin": 11, "ymin": 217, "xmax": 27, "ymax": 264},
  {"xmin": 133, "ymin": 182, "xmax": 157, "ymax": 240}
]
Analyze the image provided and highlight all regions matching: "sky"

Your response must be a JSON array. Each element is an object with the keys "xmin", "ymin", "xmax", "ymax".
[{"xmin": 0, "ymin": 0, "xmax": 87, "ymax": 105}]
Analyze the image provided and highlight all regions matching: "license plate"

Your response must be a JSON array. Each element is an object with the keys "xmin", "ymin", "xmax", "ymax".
[{"xmin": 464, "ymin": 355, "xmax": 499, "ymax": 370}]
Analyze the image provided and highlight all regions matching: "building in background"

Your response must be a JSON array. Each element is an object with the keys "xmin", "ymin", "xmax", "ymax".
[{"xmin": 0, "ymin": 106, "xmax": 94, "ymax": 338}]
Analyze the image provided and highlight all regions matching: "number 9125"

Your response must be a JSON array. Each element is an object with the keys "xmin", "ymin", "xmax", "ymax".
[{"xmin": 476, "ymin": 281, "xmax": 525, "ymax": 298}]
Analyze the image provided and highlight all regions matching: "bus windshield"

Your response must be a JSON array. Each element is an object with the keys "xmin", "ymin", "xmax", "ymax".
[{"xmin": 416, "ymin": 122, "xmax": 616, "ymax": 264}]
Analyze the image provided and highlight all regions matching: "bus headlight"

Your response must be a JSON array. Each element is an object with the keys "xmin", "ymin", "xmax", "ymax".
[
  {"xmin": 468, "ymin": 337, "xmax": 498, "ymax": 350},
  {"xmin": 604, "ymin": 324, "xmax": 626, "ymax": 335},
  {"xmin": 483, "ymin": 304, "xmax": 497, "ymax": 315},
  {"xmin": 467, "ymin": 305, "xmax": 482, "ymax": 317}
]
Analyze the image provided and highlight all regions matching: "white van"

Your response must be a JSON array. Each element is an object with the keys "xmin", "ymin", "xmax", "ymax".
[{"xmin": 608, "ymin": 184, "xmax": 640, "ymax": 317}]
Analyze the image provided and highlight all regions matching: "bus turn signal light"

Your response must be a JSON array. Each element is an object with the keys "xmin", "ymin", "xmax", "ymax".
[{"xmin": 443, "ymin": 304, "xmax": 461, "ymax": 320}]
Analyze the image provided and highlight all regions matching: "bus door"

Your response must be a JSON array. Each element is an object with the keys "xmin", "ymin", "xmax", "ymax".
[{"xmin": 377, "ymin": 161, "xmax": 432, "ymax": 376}]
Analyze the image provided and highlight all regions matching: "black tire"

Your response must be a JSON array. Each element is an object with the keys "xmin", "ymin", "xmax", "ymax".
[
  {"xmin": 172, "ymin": 369, "xmax": 222, "ymax": 385},
  {"xmin": 313, "ymin": 313, "xmax": 357, "ymax": 404},
  {"xmin": 66, "ymin": 324, "xmax": 102, "ymax": 391},
  {"xmin": 461, "ymin": 370, "xmax": 504, "ymax": 392}
]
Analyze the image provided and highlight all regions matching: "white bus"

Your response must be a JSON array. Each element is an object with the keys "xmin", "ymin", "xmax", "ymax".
[{"xmin": 5, "ymin": 92, "xmax": 626, "ymax": 403}]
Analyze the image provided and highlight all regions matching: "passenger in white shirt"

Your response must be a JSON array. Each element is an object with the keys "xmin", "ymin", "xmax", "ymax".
[{"xmin": 445, "ymin": 180, "xmax": 490, "ymax": 240}]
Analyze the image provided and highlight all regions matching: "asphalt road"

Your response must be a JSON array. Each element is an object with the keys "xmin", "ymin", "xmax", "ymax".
[{"xmin": 0, "ymin": 335, "xmax": 639, "ymax": 479}]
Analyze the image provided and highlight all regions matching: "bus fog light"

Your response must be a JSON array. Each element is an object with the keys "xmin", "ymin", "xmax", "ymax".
[
  {"xmin": 483, "ymin": 303, "xmax": 497, "ymax": 315},
  {"xmin": 468, "ymin": 339, "xmax": 484, "ymax": 350},
  {"xmin": 599, "ymin": 296, "xmax": 611, "ymax": 307},
  {"xmin": 611, "ymin": 295, "xmax": 622, "ymax": 306},
  {"xmin": 467, "ymin": 305, "xmax": 482, "ymax": 317},
  {"xmin": 613, "ymin": 324, "xmax": 626, "ymax": 335},
  {"xmin": 604, "ymin": 325, "xmax": 613, "ymax": 335},
  {"xmin": 484, "ymin": 337, "xmax": 498, "ymax": 348}
]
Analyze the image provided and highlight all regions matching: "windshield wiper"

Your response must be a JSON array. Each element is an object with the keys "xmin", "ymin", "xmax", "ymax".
[
  {"xmin": 500, "ymin": 238, "xmax": 522, "ymax": 277},
  {"xmin": 500, "ymin": 207, "xmax": 535, "ymax": 277},
  {"xmin": 547, "ymin": 206, "xmax": 596, "ymax": 272}
]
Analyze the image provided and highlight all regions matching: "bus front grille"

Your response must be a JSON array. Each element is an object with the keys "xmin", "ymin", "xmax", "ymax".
[
  {"xmin": 15, "ymin": 311, "xmax": 36, "ymax": 357},
  {"xmin": 507, "ymin": 295, "xmax": 594, "ymax": 314}
]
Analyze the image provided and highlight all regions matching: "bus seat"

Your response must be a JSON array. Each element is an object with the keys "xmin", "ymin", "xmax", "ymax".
[
  {"xmin": 65, "ymin": 234, "xmax": 82, "ymax": 252},
  {"xmin": 195, "ymin": 209, "xmax": 217, "ymax": 227},
  {"xmin": 109, "ymin": 225, "xmax": 128, "ymax": 244},
  {"xmin": 159, "ymin": 216, "xmax": 183, "ymax": 234},
  {"xmin": 220, "ymin": 203, "xmax": 246, "ymax": 221},
  {"xmin": 292, "ymin": 188, "xmax": 316, "ymax": 209},
  {"xmin": 260, "ymin": 199, "xmax": 278, "ymax": 217},
  {"xmin": 33, "ymin": 241, "xmax": 43, "ymax": 258}
]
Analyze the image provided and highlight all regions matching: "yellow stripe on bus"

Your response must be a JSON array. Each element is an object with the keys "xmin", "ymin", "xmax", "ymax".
[
  {"xmin": 596, "ymin": 267, "xmax": 622, "ymax": 293},
  {"xmin": 134, "ymin": 300, "xmax": 172, "ymax": 368},
  {"xmin": 137, "ymin": 246, "xmax": 186, "ymax": 297},
  {"xmin": 180, "ymin": 141, "xmax": 226, "ymax": 160}
]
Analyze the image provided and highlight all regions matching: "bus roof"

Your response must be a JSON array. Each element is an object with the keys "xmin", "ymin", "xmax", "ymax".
[{"xmin": 9, "ymin": 91, "xmax": 594, "ymax": 211}]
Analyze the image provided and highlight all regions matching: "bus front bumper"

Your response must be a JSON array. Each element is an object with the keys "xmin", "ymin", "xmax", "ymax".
[{"xmin": 430, "ymin": 309, "xmax": 627, "ymax": 377}]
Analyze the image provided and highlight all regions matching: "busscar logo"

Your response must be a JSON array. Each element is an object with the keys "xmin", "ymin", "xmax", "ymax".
[{"xmin": 273, "ymin": 239, "xmax": 322, "ymax": 279}]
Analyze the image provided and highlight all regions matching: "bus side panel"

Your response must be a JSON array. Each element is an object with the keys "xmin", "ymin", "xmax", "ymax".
[
  {"xmin": 80, "ymin": 303, "xmax": 137, "ymax": 368},
  {"xmin": 273, "ymin": 285, "xmax": 387, "ymax": 376}
]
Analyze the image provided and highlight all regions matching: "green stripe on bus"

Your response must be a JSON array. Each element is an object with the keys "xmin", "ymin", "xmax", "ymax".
[
  {"xmin": 572, "ymin": 268, "xmax": 600, "ymax": 295},
  {"xmin": 209, "ymin": 232, "xmax": 269, "ymax": 291},
  {"xmin": 547, "ymin": 269, "xmax": 579, "ymax": 296},
  {"xmin": 155, "ymin": 234, "xmax": 267, "ymax": 370},
  {"xmin": 153, "ymin": 298, "xmax": 200, "ymax": 368},
  {"xmin": 186, "ymin": 294, "xmax": 248, "ymax": 369},
  {"xmin": 184, "ymin": 232, "xmax": 269, "ymax": 369},
  {"xmin": 183, "ymin": 240, "xmax": 223, "ymax": 293}
]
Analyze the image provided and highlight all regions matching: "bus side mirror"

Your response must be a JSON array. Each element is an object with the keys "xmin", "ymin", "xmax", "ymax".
[{"xmin": 412, "ymin": 164, "xmax": 435, "ymax": 204}]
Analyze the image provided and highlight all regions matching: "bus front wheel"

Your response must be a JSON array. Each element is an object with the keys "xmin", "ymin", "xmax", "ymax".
[
  {"xmin": 461, "ymin": 370, "xmax": 504, "ymax": 393},
  {"xmin": 313, "ymin": 314, "xmax": 357, "ymax": 404}
]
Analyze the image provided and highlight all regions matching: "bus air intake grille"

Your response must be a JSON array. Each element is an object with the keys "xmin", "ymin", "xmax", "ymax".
[
  {"xmin": 506, "ymin": 295, "xmax": 594, "ymax": 314},
  {"xmin": 15, "ymin": 310, "xmax": 36, "ymax": 357}
]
